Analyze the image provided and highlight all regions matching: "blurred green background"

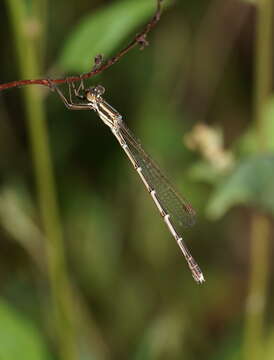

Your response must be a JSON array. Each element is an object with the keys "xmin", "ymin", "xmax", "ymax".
[{"xmin": 0, "ymin": 0, "xmax": 273, "ymax": 359}]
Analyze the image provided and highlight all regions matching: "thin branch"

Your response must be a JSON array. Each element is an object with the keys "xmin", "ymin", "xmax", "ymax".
[{"xmin": 0, "ymin": 0, "xmax": 164, "ymax": 91}]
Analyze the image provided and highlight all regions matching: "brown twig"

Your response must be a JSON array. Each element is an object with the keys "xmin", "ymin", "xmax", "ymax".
[{"xmin": 0, "ymin": 0, "xmax": 164, "ymax": 91}]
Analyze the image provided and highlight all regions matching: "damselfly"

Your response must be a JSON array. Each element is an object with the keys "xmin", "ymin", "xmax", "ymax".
[{"xmin": 53, "ymin": 82, "xmax": 205, "ymax": 284}]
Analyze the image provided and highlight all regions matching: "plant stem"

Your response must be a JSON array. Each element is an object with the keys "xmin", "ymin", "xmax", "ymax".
[
  {"xmin": 254, "ymin": 0, "xmax": 273, "ymax": 151},
  {"xmin": 6, "ymin": 1, "xmax": 77, "ymax": 359},
  {"xmin": 243, "ymin": 0, "xmax": 272, "ymax": 359},
  {"xmin": 243, "ymin": 214, "xmax": 271, "ymax": 360}
]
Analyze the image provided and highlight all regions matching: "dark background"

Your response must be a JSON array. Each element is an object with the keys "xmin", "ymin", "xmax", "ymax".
[{"xmin": 0, "ymin": 0, "xmax": 273, "ymax": 359}]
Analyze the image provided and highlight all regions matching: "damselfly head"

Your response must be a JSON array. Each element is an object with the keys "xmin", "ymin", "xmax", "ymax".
[
  {"xmin": 85, "ymin": 85, "xmax": 105, "ymax": 102},
  {"xmin": 86, "ymin": 85, "xmax": 105, "ymax": 98}
]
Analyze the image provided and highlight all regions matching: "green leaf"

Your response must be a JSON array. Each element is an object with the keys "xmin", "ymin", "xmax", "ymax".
[
  {"xmin": 57, "ymin": 0, "xmax": 156, "ymax": 72},
  {"xmin": 188, "ymin": 161, "xmax": 225, "ymax": 184},
  {"xmin": 0, "ymin": 300, "xmax": 50, "ymax": 360},
  {"xmin": 206, "ymin": 154, "xmax": 274, "ymax": 219}
]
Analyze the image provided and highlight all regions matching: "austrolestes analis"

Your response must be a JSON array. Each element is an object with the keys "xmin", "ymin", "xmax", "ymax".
[{"xmin": 53, "ymin": 82, "xmax": 205, "ymax": 284}]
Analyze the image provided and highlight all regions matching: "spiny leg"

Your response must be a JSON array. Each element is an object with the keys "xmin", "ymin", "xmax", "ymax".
[
  {"xmin": 52, "ymin": 82, "xmax": 90, "ymax": 111},
  {"xmin": 71, "ymin": 78, "xmax": 85, "ymax": 99}
]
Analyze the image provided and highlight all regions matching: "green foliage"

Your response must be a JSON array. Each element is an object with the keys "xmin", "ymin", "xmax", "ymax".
[
  {"xmin": 66, "ymin": 188, "xmax": 121, "ymax": 292},
  {"xmin": 2, "ymin": 0, "xmax": 274, "ymax": 359},
  {"xmin": 211, "ymin": 333, "xmax": 241, "ymax": 360},
  {"xmin": 0, "ymin": 300, "xmax": 50, "ymax": 360},
  {"xmin": 188, "ymin": 161, "xmax": 226, "ymax": 184},
  {"xmin": 206, "ymin": 154, "xmax": 274, "ymax": 219},
  {"xmin": 58, "ymin": 0, "xmax": 156, "ymax": 72}
]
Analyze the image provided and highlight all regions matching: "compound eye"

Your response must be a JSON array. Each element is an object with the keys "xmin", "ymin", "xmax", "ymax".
[
  {"xmin": 95, "ymin": 85, "xmax": 105, "ymax": 96},
  {"xmin": 87, "ymin": 85, "xmax": 105, "ymax": 99}
]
